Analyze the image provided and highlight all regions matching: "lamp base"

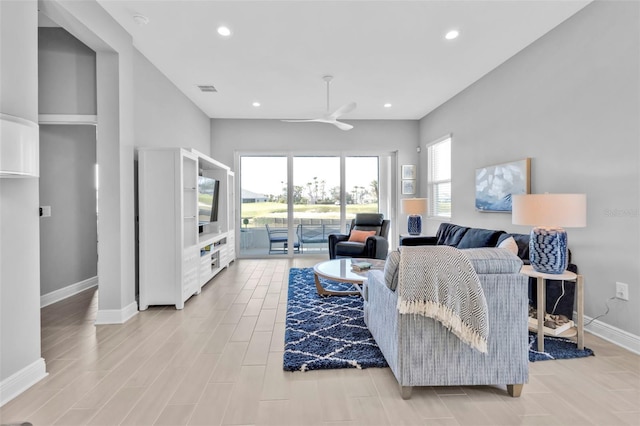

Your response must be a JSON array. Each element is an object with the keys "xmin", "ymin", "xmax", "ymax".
[
  {"xmin": 407, "ymin": 215, "xmax": 422, "ymax": 236},
  {"xmin": 529, "ymin": 227, "xmax": 568, "ymax": 274}
]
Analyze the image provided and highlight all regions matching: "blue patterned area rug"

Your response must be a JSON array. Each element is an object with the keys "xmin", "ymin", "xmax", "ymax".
[
  {"xmin": 283, "ymin": 267, "xmax": 388, "ymax": 371},
  {"xmin": 283, "ymin": 268, "xmax": 594, "ymax": 370},
  {"xmin": 528, "ymin": 333, "xmax": 595, "ymax": 362}
]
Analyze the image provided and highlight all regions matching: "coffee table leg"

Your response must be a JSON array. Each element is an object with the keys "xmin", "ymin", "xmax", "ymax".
[{"xmin": 314, "ymin": 273, "xmax": 360, "ymax": 297}]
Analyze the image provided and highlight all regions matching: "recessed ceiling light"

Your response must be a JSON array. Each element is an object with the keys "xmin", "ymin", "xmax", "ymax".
[
  {"xmin": 217, "ymin": 26, "xmax": 232, "ymax": 37},
  {"xmin": 133, "ymin": 14, "xmax": 149, "ymax": 26},
  {"xmin": 252, "ymin": 102, "xmax": 261, "ymax": 107},
  {"xmin": 445, "ymin": 30, "xmax": 459, "ymax": 40},
  {"xmin": 384, "ymin": 103, "xmax": 392, "ymax": 108}
]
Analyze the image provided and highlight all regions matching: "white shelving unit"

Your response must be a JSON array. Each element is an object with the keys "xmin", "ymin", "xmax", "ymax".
[{"xmin": 138, "ymin": 147, "xmax": 235, "ymax": 310}]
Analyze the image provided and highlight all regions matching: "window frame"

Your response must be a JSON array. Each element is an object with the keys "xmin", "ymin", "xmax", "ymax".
[
  {"xmin": 426, "ymin": 135, "xmax": 452, "ymax": 219},
  {"xmin": 234, "ymin": 150, "xmax": 397, "ymax": 257}
]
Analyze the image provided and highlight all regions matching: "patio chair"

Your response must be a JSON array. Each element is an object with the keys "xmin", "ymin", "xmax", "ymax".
[{"xmin": 266, "ymin": 224, "xmax": 299, "ymax": 254}]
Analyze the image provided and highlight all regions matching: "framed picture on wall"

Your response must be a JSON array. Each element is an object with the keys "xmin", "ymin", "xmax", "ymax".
[
  {"xmin": 402, "ymin": 165, "xmax": 416, "ymax": 180},
  {"xmin": 402, "ymin": 179, "xmax": 416, "ymax": 195},
  {"xmin": 475, "ymin": 158, "xmax": 531, "ymax": 212}
]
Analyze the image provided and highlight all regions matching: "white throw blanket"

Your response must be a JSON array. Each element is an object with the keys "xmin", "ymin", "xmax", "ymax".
[{"xmin": 396, "ymin": 246, "xmax": 488, "ymax": 353}]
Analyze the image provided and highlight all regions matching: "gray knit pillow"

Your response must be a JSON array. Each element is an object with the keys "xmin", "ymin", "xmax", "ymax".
[{"xmin": 384, "ymin": 250, "xmax": 401, "ymax": 291}]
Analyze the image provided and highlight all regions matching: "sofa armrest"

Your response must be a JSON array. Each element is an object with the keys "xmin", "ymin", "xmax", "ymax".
[
  {"xmin": 365, "ymin": 235, "xmax": 389, "ymax": 260},
  {"xmin": 328, "ymin": 233, "xmax": 349, "ymax": 259},
  {"xmin": 399, "ymin": 236, "xmax": 438, "ymax": 246}
]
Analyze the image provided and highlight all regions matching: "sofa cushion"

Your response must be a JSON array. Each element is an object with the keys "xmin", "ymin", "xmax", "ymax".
[
  {"xmin": 335, "ymin": 241, "xmax": 366, "ymax": 256},
  {"xmin": 497, "ymin": 232, "xmax": 530, "ymax": 262},
  {"xmin": 457, "ymin": 228, "xmax": 506, "ymax": 249},
  {"xmin": 435, "ymin": 223, "xmax": 469, "ymax": 246},
  {"xmin": 497, "ymin": 236, "xmax": 519, "ymax": 255},
  {"xmin": 383, "ymin": 250, "xmax": 401, "ymax": 291},
  {"xmin": 462, "ymin": 248, "xmax": 523, "ymax": 274}
]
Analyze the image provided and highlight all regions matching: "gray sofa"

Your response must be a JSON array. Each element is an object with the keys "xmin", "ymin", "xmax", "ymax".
[{"xmin": 364, "ymin": 247, "xmax": 529, "ymax": 399}]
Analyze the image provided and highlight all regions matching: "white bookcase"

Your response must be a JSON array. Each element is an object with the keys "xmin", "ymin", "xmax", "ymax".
[{"xmin": 138, "ymin": 148, "xmax": 235, "ymax": 310}]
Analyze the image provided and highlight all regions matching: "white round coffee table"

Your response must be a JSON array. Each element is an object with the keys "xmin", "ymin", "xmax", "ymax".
[{"xmin": 313, "ymin": 258, "xmax": 385, "ymax": 296}]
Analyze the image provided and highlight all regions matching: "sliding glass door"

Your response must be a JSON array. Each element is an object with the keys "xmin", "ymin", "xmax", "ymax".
[
  {"xmin": 238, "ymin": 156, "xmax": 290, "ymax": 256},
  {"xmin": 238, "ymin": 153, "xmax": 393, "ymax": 258},
  {"xmin": 292, "ymin": 156, "xmax": 341, "ymax": 254}
]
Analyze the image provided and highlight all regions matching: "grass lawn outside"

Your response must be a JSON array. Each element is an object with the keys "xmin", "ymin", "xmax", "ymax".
[{"xmin": 240, "ymin": 202, "xmax": 379, "ymax": 226}]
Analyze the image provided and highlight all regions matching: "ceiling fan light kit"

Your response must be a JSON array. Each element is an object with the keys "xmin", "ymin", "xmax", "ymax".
[{"xmin": 281, "ymin": 75, "xmax": 356, "ymax": 131}]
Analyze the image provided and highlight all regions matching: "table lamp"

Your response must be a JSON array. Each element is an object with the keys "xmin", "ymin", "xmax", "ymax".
[
  {"xmin": 512, "ymin": 193, "xmax": 586, "ymax": 274},
  {"xmin": 402, "ymin": 198, "xmax": 428, "ymax": 236}
]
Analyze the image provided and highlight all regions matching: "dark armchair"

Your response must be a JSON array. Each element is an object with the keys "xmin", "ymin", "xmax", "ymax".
[{"xmin": 328, "ymin": 213, "xmax": 390, "ymax": 260}]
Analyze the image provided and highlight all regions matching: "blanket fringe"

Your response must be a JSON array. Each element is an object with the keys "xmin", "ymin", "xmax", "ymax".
[{"xmin": 397, "ymin": 299, "xmax": 488, "ymax": 353}]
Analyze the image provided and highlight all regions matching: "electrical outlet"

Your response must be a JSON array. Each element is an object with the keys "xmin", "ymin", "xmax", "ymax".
[{"xmin": 615, "ymin": 282, "xmax": 629, "ymax": 301}]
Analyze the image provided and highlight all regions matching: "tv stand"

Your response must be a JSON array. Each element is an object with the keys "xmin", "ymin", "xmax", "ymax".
[{"xmin": 137, "ymin": 148, "xmax": 235, "ymax": 310}]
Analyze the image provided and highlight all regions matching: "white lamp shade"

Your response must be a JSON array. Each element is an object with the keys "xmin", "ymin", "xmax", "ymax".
[
  {"xmin": 402, "ymin": 198, "xmax": 428, "ymax": 215},
  {"xmin": 512, "ymin": 194, "xmax": 586, "ymax": 228},
  {"xmin": 0, "ymin": 113, "xmax": 39, "ymax": 177}
]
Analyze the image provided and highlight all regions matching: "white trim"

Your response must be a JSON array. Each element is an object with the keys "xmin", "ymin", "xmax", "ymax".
[
  {"xmin": 40, "ymin": 277, "xmax": 98, "ymax": 308},
  {"xmin": 583, "ymin": 314, "xmax": 640, "ymax": 355},
  {"xmin": 94, "ymin": 301, "xmax": 139, "ymax": 325},
  {"xmin": 0, "ymin": 358, "xmax": 47, "ymax": 407},
  {"xmin": 38, "ymin": 114, "xmax": 97, "ymax": 125}
]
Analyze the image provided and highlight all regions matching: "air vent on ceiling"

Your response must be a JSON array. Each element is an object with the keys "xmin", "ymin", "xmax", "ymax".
[{"xmin": 197, "ymin": 85, "xmax": 217, "ymax": 93}]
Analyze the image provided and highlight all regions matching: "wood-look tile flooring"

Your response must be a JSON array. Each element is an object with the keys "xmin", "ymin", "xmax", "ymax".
[{"xmin": 1, "ymin": 258, "xmax": 639, "ymax": 425}]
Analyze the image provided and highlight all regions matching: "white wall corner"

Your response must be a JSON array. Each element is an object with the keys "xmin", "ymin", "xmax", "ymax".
[
  {"xmin": 94, "ymin": 301, "xmax": 138, "ymax": 325},
  {"xmin": 40, "ymin": 276, "xmax": 98, "ymax": 308},
  {"xmin": 584, "ymin": 314, "xmax": 640, "ymax": 355},
  {"xmin": 0, "ymin": 358, "xmax": 47, "ymax": 407}
]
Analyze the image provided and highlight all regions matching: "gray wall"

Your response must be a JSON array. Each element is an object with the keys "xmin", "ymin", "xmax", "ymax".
[
  {"xmin": 210, "ymin": 118, "xmax": 419, "ymax": 172},
  {"xmin": 419, "ymin": 0, "xmax": 640, "ymax": 336},
  {"xmin": 210, "ymin": 118, "xmax": 421, "ymax": 235},
  {"xmin": 38, "ymin": 27, "xmax": 98, "ymax": 298},
  {"xmin": 134, "ymin": 49, "xmax": 211, "ymax": 155},
  {"xmin": 38, "ymin": 28, "xmax": 96, "ymax": 114},
  {"xmin": 39, "ymin": 125, "xmax": 98, "ymax": 296},
  {"xmin": 0, "ymin": 0, "xmax": 43, "ymax": 390}
]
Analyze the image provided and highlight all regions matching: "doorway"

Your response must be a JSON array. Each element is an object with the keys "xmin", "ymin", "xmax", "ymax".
[{"xmin": 39, "ymin": 125, "xmax": 98, "ymax": 306}]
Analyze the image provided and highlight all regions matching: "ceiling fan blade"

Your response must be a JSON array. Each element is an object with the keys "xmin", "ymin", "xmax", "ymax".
[
  {"xmin": 332, "ymin": 121, "xmax": 354, "ymax": 131},
  {"xmin": 329, "ymin": 102, "xmax": 357, "ymax": 119},
  {"xmin": 281, "ymin": 119, "xmax": 324, "ymax": 123},
  {"xmin": 282, "ymin": 77, "xmax": 356, "ymax": 131}
]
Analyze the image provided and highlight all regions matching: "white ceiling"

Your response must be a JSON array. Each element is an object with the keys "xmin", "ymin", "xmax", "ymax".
[{"xmin": 95, "ymin": 0, "xmax": 591, "ymax": 121}]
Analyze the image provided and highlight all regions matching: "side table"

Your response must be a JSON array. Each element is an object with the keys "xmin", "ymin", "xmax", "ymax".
[{"xmin": 520, "ymin": 265, "xmax": 584, "ymax": 352}]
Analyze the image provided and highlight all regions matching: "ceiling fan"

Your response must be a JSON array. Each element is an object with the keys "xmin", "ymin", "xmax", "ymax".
[{"xmin": 282, "ymin": 75, "xmax": 356, "ymax": 131}]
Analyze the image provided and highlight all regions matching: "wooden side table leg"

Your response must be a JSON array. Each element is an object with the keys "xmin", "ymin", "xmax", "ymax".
[
  {"xmin": 537, "ymin": 276, "xmax": 545, "ymax": 352},
  {"xmin": 576, "ymin": 275, "xmax": 584, "ymax": 350}
]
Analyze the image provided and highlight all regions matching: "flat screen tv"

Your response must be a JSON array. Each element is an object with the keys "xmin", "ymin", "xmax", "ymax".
[{"xmin": 198, "ymin": 176, "xmax": 220, "ymax": 226}]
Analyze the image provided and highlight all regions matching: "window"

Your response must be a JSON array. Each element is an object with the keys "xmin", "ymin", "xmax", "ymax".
[
  {"xmin": 237, "ymin": 153, "xmax": 392, "ymax": 257},
  {"xmin": 427, "ymin": 136, "xmax": 451, "ymax": 218}
]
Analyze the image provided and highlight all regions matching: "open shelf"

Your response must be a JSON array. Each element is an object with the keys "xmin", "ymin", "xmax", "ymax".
[{"xmin": 138, "ymin": 147, "xmax": 235, "ymax": 310}]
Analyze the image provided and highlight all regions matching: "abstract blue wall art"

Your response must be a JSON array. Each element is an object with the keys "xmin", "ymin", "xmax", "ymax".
[{"xmin": 475, "ymin": 158, "xmax": 531, "ymax": 212}]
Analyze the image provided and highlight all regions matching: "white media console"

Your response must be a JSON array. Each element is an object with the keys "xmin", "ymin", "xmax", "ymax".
[{"xmin": 137, "ymin": 147, "xmax": 235, "ymax": 310}]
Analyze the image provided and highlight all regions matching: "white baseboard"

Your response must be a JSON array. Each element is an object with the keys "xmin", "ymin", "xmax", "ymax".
[
  {"xmin": 583, "ymin": 314, "xmax": 640, "ymax": 355},
  {"xmin": 95, "ymin": 301, "xmax": 138, "ymax": 325},
  {"xmin": 0, "ymin": 358, "xmax": 47, "ymax": 407},
  {"xmin": 40, "ymin": 276, "xmax": 98, "ymax": 308}
]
